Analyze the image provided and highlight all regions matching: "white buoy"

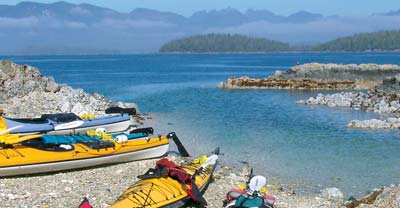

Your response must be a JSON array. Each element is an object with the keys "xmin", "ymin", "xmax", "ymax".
[{"xmin": 116, "ymin": 135, "xmax": 128, "ymax": 143}]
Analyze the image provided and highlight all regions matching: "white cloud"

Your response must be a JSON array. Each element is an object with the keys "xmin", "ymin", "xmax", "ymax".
[
  {"xmin": 205, "ymin": 16, "xmax": 400, "ymax": 43},
  {"xmin": 0, "ymin": 17, "xmax": 39, "ymax": 29},
  {"xmin": 46, "ymin": 19, "xmax": 87, "ymax": 29},
  {"xmin": 70, "ymin": 7, "xmax": 92, "ymax": 16},
  {"xmin": 0, "ymin": 17, "xmax": 88, "ymax": 30}
]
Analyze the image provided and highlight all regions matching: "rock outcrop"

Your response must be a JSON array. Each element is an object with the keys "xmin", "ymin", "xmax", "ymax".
[
  {"xmin": 286, "ymin": 63, "xmax": 400, "ymax": 82},
  {"xmin": 297, "ymin": 91, "xmax": 400, "ymax": 114},
  {"xmin": 219, "ymin": 63, "xmax": 400, "ymax": 90},
  {"xmin": 218, "ymin": 76, "xmax": 356, "ymax": 90},
  {"xmin": 0, "ymin": 60, "xmax": 136, "ymax": 118}
]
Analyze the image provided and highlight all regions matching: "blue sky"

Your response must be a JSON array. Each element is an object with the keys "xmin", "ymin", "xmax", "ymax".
[{"xmin": 2, "ymin": 0, "xmax": 400, "ymax": 16}]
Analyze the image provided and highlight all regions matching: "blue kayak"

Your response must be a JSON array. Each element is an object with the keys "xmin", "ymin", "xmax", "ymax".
[{"xmin": 3, "ymin": 113, "xmax": 131, "ymax": 135}]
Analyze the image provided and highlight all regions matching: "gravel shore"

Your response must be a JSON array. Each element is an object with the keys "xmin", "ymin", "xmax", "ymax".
[{"xmin": 0, "ymin": 154, "xmax": 342, "ymax": 208}]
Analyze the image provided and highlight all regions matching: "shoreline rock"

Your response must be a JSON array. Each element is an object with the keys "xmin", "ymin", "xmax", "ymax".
[
  {"xmin": 296, "ymin": 91, "xmax": 400, "ymax": 115},
  {"xmin": 345, "ymin": 186, "xmax": 400, "ymax": 208},
  {"xmin": 347, "ymin": 118, "xmax": 400, "ymax": 129},
  {"xmin": 297, "ymin": 75, "xmax": 400, "ymax": 130},
  {"xmin": 218, "ymin": 76, "xmax": 356, "ymax": 90},
  {"xmin": 219, "ymin": 63, "xmax": 400, "ymax": 90},
  {"xmin": 0, "ymin": 60, "xmax": 136, "ymax": 118}
]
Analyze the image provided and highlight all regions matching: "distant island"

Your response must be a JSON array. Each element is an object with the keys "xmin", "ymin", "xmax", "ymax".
[
  {"xmin": 159, "ymin": 34, "xmax": 290, "ymax": 53},
  {"xmin": 160, "ymin": 30, "xmax": 400, "ymax": 53},
  {"xmin": 313, "ymin": 30, "xmax": 400, "ymax": 51}
]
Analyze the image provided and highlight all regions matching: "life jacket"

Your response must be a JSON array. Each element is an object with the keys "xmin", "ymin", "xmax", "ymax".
[{"xmin": 138, "ymin": 158, "xmax": 207, "ymax": 205}]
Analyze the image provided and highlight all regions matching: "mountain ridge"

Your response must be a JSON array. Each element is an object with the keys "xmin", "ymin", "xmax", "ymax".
[
  {"xmin": 0, "ymin": 1, "xmax": 327, "ymax": 24},
  {"xmin": 0, "ymin": 1, "xmax": 400, "ymax": 54}
]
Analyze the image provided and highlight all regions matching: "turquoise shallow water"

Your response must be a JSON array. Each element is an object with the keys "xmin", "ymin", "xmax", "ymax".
[{"xmin": 3, "ymin": 53, "xmax": 400, "ymax": 197}]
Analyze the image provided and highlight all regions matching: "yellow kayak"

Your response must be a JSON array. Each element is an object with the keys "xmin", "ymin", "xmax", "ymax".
[
  {"xmin": 112, "ymin": 149, "xmax": 219, "ymax": 208},
  {"xmin": 0, "ymin": 129, "xmax": 188, "ymax": 177}
]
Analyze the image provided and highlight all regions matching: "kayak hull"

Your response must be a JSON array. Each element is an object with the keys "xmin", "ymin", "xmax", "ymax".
[
  {"xmin": 3, "ymin": 114, "xmax": 131, "ymax": 135},
  {"xmin": 0, "ymin": 144, "xmax": 169, "ymax": 177},
  {"xmin": 111, "ymin": 153, "xmax": 218, "ymax": 208}
]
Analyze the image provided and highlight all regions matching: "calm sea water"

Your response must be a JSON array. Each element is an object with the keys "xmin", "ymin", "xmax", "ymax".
[{"xmin": 3, "ymin": 53, "xmax": 400, "ymax": 197}]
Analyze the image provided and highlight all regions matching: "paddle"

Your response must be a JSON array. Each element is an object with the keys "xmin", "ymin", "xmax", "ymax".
[
  {"xmin": 189, "ymin": 150, "xmax": 219, "ymax": 206},
  {"xmin": 166, "ymin": 132, "xmax": 190, "ymax": 157}
]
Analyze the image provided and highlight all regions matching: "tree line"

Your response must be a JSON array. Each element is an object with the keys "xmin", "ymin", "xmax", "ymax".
[
  {"xmin": 159, "ymin": 31, "xmax": 400, "ymax": 53},
  {"xmin": 159, "ymin": 33, "xmax": 290, "ymax": 53},
  {"xmin": 312, "ymin": 30, "xmax": 400, "ymax": 51}
]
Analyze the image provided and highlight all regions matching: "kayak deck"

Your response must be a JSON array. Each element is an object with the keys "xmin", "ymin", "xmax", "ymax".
[
  {"xmin": 112, "ymin": 163, "xmax": 215, "ymax": 208},
  {"xmin": 0, "ymin": 135, "xmax": 169, "ymax": 176}
]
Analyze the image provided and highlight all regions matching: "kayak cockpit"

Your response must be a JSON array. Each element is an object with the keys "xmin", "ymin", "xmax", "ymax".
[
  {"xmin": 21, "ymin": 138, "xmax": 75, "ymax": 152},
  {"xmin": 20, "ymin": 136, "xmax": 116, "ymax": 151}
]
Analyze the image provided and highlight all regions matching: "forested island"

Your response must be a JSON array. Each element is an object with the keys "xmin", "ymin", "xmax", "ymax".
[
  {"xmin": 159, "ymin": 34, "xmax": 290, "ymax": 53},
  {"xmin": 160, "ymin": 30, "xmax": 400, "ymax": 53},
  {"xmin": 313, "ymin": 30, "xmax": 400, "ymax": 51}
]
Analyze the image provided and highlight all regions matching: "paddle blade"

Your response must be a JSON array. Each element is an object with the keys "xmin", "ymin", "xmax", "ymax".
[
  {"xmin": 54, "ymin": 120, "xmax": 84, "ymax": 131},
  {"xmin": 249, "ymin": 176, "xmax": 266, "ymax": 192},
  {"xmin": 168, "ymin": 132, "xmax": 190, "ymax": 157},
  {"xmin": 188, "ymin": 181, "xmax": 208, "ymax": 205}
]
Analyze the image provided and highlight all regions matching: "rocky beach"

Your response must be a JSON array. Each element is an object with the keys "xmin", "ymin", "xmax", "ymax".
[{"xmin": 0, "ymin": 60, "xmax": 136, "ymax": 118}]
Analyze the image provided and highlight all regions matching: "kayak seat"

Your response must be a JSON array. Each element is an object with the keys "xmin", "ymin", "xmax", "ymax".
[{"xmin": 41, "ymin": 113, "xmax": 81, "ymax": 123}]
